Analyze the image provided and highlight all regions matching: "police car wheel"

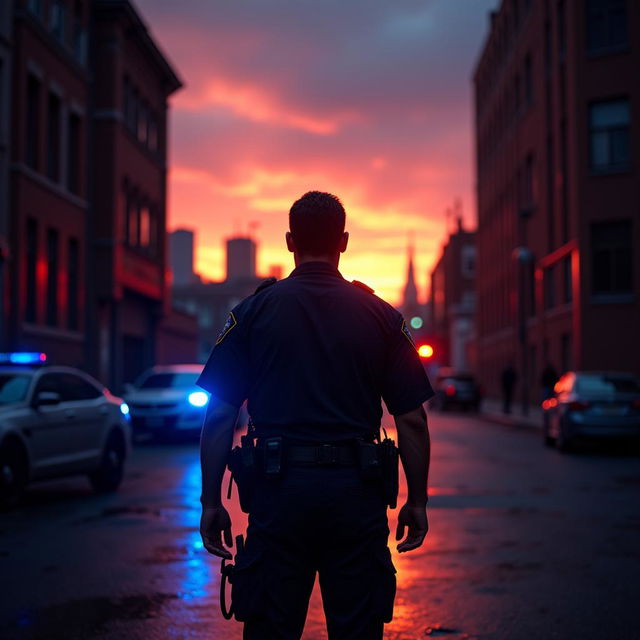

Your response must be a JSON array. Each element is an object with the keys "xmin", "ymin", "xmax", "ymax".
[
  {"xmin": 89, "ymin": 433, "xmax": 125, "ymax": 493},
  {"xmin": 0, "ymin": 441, "xmax": 28, "ymax": 509}
]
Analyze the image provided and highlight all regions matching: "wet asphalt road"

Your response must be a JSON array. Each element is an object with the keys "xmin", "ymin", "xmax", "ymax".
[{"xmin": 1, "ymin": 411, "xmax": 639, "ymax": 640}]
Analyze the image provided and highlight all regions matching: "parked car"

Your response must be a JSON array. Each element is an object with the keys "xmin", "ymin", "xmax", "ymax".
[
  {"xmin": 124, "ymin": 364, "xmax": 208, "ymax": 440},
  {"xmin": 0, "ymin": 353, "xmax": 131, "ymax": 508},
  {"xmin": 542, "ymin": 371, "xmax": 640, "ymax": 451},
  {"xmin": 431, "ymin": 369, "xmax": 483, "ymax": 412}
]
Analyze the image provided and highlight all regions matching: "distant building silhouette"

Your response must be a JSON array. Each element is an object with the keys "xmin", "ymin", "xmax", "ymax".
[
  {"xmin": 401, "ymin": 242, "xmax": 420, "ymax": 320},
  {"xmin": 170, "ymin": 229, "xmax": 198, "ymax": 286},
  {"xmin": 429, "ymin": 215, "xmax": 476, "ymax": 372},
  {"xmin": 473, "ymin": 0, "xmax": 640, "ymax": 403},
  {"xmin": 226, "ymin": 236, "xmax": 256, "ymax": 282},
  {"xmin": 172, "ymin": 235, "xmax": 270, "ymax": 362}
]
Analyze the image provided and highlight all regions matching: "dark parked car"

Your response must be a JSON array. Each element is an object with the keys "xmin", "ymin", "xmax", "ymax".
[
  {"xmin": 542, "ymin": 371, "xmax": 640, "ymax": 451},
  {"xmin": 431, "ymin": 369, "xmax": 482, "ymax": 412}
]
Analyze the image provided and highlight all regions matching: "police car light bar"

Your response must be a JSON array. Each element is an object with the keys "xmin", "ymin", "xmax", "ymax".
[{"xmin": 0, "ymin": 352, "xmax": 47, "ymax": 365}]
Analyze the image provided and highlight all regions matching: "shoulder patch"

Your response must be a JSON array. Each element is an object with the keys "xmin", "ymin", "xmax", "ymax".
[
  {"xmin": 351, "ymin": 280, "xmax": 375, "ymax": 294},
  {"xmin": 254, "ymin": 277, "xmax": 277, "ymax": 295},
  {"xmin": 401, "ymin": 320, "xmax": 416, "ymax": 349},
  {"xmin": 215, "ymin": 312, "xmax": 238, "ymax": 345}
]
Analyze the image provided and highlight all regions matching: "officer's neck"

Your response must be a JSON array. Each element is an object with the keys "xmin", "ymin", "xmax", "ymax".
[{"xmin": 293, "ymin": 253, "xmax": 340, "ymax": 269}]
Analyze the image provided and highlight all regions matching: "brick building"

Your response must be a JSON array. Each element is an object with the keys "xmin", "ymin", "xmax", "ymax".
[
  {"xmin": 90, "ymin": 0, "xmax": 183, "ymax": 388},
  {"xmin": 3, "ymin": 0, "xmax": 192, "ymax": 389},
  {"xmin": 0, "ymin": 2, "xmax": 12, "ymax": 347},
  {"xmin": 429, "ymin": 218, "xmax": 476, "ymax": 371},
  {"xmin": 473, "ymin": 0, "xmax": 639, "ymax": 406},
  {"xmin": 7, "ymin": 0, "xmax": 90, "ymax": 367}
]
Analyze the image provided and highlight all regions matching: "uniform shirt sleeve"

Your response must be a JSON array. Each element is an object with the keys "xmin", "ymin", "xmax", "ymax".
[
  {"xmin": 381, "ymin": 313, "xmax": 435, "ymax": 415},
  {"xmin": 196, "ymin": 307, "xmax": 250, "ymax": 408}
]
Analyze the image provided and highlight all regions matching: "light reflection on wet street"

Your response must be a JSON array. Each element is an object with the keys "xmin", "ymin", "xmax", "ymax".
[{"xmin": 1, "ymin": 411, "xmax": 639, "ymax": 639}]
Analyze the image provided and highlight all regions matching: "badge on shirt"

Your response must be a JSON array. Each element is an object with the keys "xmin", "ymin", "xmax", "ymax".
[
  {"xmin": 216, "ymin": 312, "xmax": 237, "ymax": 345},
  {"xmin": 401, "ymin": 320, "xmax": 416, "ymax": 349}
]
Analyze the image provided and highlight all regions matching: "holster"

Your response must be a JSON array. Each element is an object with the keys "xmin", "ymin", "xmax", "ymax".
[
  {"xmin": 357, "ymin": 436, "xmax": 399, "ymax": 509},
  {"xmin": 227, "ymin": 433, "xmax": 257, "ymax": 513}
]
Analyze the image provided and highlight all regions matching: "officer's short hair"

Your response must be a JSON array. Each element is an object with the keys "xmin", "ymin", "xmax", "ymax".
[{"xmin": 289, "ymin": 191, "xmax": 346, "ymax": 255}]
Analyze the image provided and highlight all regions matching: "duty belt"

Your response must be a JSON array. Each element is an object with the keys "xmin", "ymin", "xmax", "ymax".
[
  {"xmin": 287, "ymin": 443, "xmax": 358, "ymax": 467},
  {"xmin": 254, "ymin": 439, "xmax": 359, "ymax": 467}
]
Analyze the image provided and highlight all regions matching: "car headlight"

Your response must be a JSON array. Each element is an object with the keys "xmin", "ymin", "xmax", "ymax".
[
  {"xmin": 188, "ymin": 391, "xmax": 208, "ymax": 408},
  {"xmin": 120, "ymin": 402, "xmax": 130, "ymax": 416}
]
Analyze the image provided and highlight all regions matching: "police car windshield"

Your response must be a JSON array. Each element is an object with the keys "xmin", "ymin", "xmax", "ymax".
[
  {"xmin": 0, "ymin": 374, "xmax": 32, "ymax": 404},
  {"xmin": 138, "ymin": 372, "xmax": 200, "ymax": 390}
]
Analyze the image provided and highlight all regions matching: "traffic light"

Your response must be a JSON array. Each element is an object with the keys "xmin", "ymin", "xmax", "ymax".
[{"xmin": 417, "ymin": 344, "xmax": 434, "ymax": 359}]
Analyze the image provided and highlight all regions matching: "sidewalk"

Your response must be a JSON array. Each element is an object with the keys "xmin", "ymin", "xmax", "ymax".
[{"xmin": 479, "ymin": 397, "xmax": 543, "ymax": 430}]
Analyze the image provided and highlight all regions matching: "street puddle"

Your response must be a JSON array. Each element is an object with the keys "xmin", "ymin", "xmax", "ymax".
[{"xmin": 2, "ymin": 593, "xmax": 179, "ymax": 639}]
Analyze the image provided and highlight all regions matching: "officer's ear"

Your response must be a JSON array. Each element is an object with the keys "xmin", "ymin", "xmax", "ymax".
[
  {"xmin": 286, "ymin": 231, "xmax": 296, "ymax": 253},
  {"xmin": 338, "ymin": 232, "xmax": 349, "ymax": 253}
]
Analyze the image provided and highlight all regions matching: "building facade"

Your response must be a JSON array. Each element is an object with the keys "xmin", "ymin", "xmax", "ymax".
[
  {"xmin": 473, "ymin": 0, "xmax": 639, "ymax": 405},
  {"xmin": 3, "ymin": 0, "xmax": 190, "ymax": 388},
  {"xmin": 0, "ymin": 1, "xmax": 12, "ymax": 349},
  {"xmin": 90, "ymin": 0, "xmax": 182, "ymax": 388},
  {"xmin": 429, "ymin": 219, "xmax": 476, "ymax": 372},
  {"xmin": 169, "ymin": 228, "xmax": 197, "ymax": 287},
  {"xmin": 7, "ymin": 0, "xmax": 90, "ymax": 366}
]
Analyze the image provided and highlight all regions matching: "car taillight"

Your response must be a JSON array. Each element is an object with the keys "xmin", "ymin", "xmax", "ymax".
[
  {"xmin": 445, "ymin": 385, "xmax": 456, "ymax": 397},
  {"xmin": 568, "ymin": 401, "xmax": 590, "ymax": 411}
]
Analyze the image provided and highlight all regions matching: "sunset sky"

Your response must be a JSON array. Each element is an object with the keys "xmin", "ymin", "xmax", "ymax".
[{"xmin": 135, "ymin": 0, "xmax": 496, "ymax": 305}]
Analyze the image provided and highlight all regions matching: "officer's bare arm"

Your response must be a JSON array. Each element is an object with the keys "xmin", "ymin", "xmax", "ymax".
[
  {"xmin": 199, "ymin": 397, "xmax": 238, "ymax": 559},
  {"xmin": 394, "ymin": 404, "xmax": 430, "ymax": 553}
]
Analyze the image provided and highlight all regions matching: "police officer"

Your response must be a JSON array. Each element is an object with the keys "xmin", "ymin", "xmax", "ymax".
[{"xmin": 197, "ymin": 191, "xmax": 433, "ymax": 639}]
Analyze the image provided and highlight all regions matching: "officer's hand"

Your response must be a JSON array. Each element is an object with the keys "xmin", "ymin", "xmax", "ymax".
[
  {"xmin": 200, "ymin": 506, "xmax": 233, "ymax": 559},
  {"xmin": 395, "ymin": 502, "xmax": 428, "ymax": 553}
]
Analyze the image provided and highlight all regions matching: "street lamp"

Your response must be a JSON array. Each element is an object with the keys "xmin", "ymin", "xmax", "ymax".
[{"xmin": 512, "ymin": 246, "xmax": 533, "ymax": 417}]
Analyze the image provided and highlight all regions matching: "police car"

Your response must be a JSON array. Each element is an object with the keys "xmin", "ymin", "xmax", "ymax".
[
  {"xmin": 123, "ymin": 364, "xmax": 208, "ymax": 440},
  {"xmin": 0, "ymin": 353, "xmax": 131, "ymax": 508}
]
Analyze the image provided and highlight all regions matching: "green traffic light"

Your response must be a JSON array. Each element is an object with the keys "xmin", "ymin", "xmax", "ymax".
[{"xmin": 410, "ymin": 316, "xmax": 423, "ymax": 330}]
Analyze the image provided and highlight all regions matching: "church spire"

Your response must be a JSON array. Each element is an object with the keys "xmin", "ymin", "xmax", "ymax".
[{"xmin": 403, "ymin": 236, "xmax": 419, "ymax": 310}]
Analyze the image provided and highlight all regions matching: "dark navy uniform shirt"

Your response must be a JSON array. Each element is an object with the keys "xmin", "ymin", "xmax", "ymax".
[{"xmin": 196, "ymin": 261, "xmax": 434, "ymax": 442}]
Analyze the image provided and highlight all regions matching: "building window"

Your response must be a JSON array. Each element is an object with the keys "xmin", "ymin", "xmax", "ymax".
[
  {"xmin": 148, "ymin": 112, "xmax": 158, "ymax": 152},
  {"xmin": 461, "ymin": 246, "xmax": 476, "ymax": 278},
  {"xmin": 50, "ymin": 0, "xmax": 66, "ymax": 43},
  {"xmin": 589, "ymin": 99, "xmax": 630, "ymax": 172},
  {"xmin": 139, "ymin": 205, "xmax": 150, "ymax": 247},
  {"xmin": 561, "ymin": 333, "xmax": 571, "ymax": 373},
  {"xmin": 27, "ymin": 0, "xmax": 42, "ymax": 18},
  {"xmin": 524, "ymin": 53, "xmax": 533, "ymax": 106},
  {"xmin": 563, "ymin": 255, "xmax": 573, "ymax": 303},
  {"xmin": 591, "ymin": 220, "xmax": 633, "ymax": 296},
  {"xmin": 67, "ymin": 112, "xmax": 81, "ymax": 194},
  {"xmin": 67, "ymin": 237, "xmax": 79, "ymax": 330},
  {"xmin": 46, "ymin": 228, "xmax": 59, "ymax": 326},
  {"xmin": 46, "ymin": 92, "xmax": 61, "ymax": 182},
  {"xmin": 137, "ymin": 101, "xmax": 148, "ymax": 144},
  {"xmin": 26, "ymin": 74, "xmax": 41, "ymax": 170},
  {"xmin": 586, "ymin": 0, "xmax": 628, "ymax": 55},
  {"xmin": 557, "ymin": 0, "xmax": 567, "ymax": 62},
  {"xmin": 72, "ymin": 1, "xmax": 87, "ymax": 65},
  {"xmin": 544, "ymin": 265, "xmax": 556, "ymax": 310},
  {"xmin": 128, "ymin": 197, "xmax": 139, "ymax": 246},
  {"xmin": 25, "ymin": 218, "xmax": 38, "ymax": 323}
]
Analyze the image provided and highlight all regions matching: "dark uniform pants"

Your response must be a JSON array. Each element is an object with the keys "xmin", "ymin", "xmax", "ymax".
[{"xmin": 231, "ymin": 466, "xmax": 396, "ymax": 640}]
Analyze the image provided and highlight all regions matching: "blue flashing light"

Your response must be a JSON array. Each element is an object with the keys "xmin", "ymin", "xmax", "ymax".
[
  {"xmin": 188, "ymin": 391, "xmax": 208, "ymax": 408},
  {"xmin": 0, "ymin": 352, "xmax": 47, "ymax": 365},
  {"xmin": 120, "ymin": 402, "xmax": 130, "ymax": 416}
]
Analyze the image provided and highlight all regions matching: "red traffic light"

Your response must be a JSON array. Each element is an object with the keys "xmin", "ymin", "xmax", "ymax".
[{"xmin": 417, "ymin": 344, "xmax": 434, "ymax": 359}]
